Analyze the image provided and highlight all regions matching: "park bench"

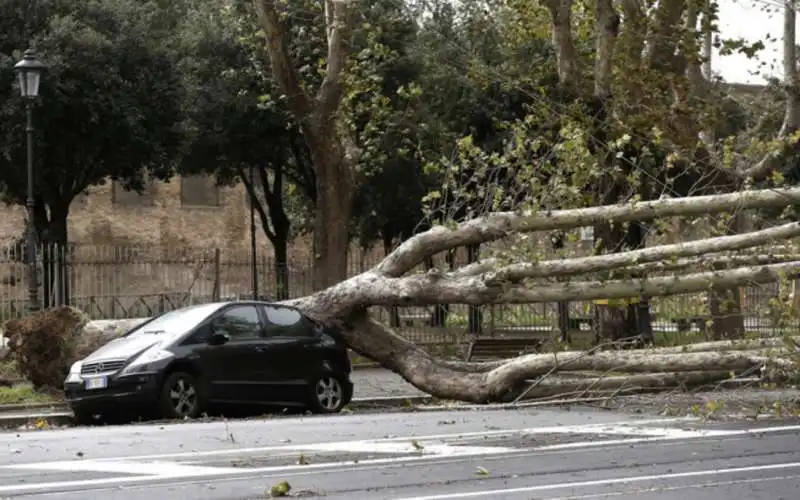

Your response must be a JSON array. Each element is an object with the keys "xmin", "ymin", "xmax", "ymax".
[
  {"xmin": 567, "ymin": 315, "xmax": 594, "ymax": 331},
  {"xmin": 465, "ymin": 337, "xmax": 543, "ymax": 362}
]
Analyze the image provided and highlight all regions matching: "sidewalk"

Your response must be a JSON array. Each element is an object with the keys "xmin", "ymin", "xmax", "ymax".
[{"xmin": 351, "ymin": 367, "xmax": 427, "ymax": 399}]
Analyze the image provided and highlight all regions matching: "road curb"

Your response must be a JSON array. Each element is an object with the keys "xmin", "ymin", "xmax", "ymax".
[
  {"xmin": 0, "ymin": 395, "xmax": 436, "ymax": 429},
  {"xmin": 351, "ymin": 363, "xmax": 381, "ymax": 370},
  {"xmin": 347, "ymin": 395, "xmax": 434, "ymax": 409},
  {"xmin": 0, "ymin": 411, "xmax": 73, "ymax": 429}
]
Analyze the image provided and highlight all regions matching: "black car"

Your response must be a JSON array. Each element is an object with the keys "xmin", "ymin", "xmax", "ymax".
[{"xmin": 63, "ymin": 301, "xmax": 353, "ymax": 423}]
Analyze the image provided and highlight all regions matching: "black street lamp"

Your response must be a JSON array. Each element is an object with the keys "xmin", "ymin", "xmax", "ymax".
[
  {"xmin": 249, "ymin": 165, "xmax": 259, "ymax": 300},
  {"xmin": 13, "ymin": 49, "xmax": 46, "ymax": 313}
]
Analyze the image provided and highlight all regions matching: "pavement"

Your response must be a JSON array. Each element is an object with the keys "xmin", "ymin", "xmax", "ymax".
[{"xmin": 0, "ymin": 406, "xmax": 798, "ymax": 499}]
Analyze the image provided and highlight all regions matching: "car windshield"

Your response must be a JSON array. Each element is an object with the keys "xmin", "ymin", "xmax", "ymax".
[{"xmin": 125, "ymin": 303, "xmax": 225, "ymax": 339}]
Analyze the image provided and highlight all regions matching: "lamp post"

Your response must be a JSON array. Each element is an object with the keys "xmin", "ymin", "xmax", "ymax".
[
  {"xmin": 249, "ymin": 165, "xmax": 259, "ymax": 300},
  {"xmin": 13, "ymin": 49, "xmax": 46, "ymax": 313}
]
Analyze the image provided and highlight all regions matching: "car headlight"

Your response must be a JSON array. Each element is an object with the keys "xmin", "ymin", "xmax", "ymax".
[
  {"xmin": 65, "ymin": 361, "xmax": 83, "ymax": 383},
  {"xmin": 119, "ymin": 348, "xmax": 174, "ymax": 376}
]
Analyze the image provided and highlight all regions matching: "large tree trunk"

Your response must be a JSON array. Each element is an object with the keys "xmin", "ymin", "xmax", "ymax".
[
  {"xmin": 35, "ymin": 203, "xmax": 70, "ymax": 308},
  {"xmin": 252, "ymin": 0, "xmax": 357, "ymax": 291},
  {"xmin": 335, "ymin": 313, "xmax": 781, "ymax": 403},
  {"xmin": 307, "ymin": 132, "xmax": 353, "ymax": 289}
]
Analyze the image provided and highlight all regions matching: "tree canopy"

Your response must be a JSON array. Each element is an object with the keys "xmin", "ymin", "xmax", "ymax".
[{"xmin": 0, "ymin": 0, "xmax": 185, "ymax": 243}]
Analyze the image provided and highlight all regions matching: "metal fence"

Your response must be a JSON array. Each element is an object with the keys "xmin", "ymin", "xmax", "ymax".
[{"xmin": 0, "ymin": 242, "xmax": 798, "ymax": 342}]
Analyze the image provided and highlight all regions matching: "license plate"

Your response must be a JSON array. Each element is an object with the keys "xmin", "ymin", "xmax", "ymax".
[{"xmin": 85, "ymin": 377, "xmax": 107, "ymax": 390}]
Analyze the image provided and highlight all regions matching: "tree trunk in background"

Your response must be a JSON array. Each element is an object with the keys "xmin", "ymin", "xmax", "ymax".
[
  {"xmin": 426, "ymin": 252, "xmax": 454, "ymax": 327},
  {"xmin": 708, "ymin": 214, "xmax": 746, "ymax": 339},
  {"xmin": 273, "ymin": 234, "xmax": 290, "ymax": 301},
  {"xmin": 466, "ymin": 244, "xmax": 482, "ymax": 334},
  {"xmin": 593, "ymin": 219, "xmax": 653, "ymax": 344},
  {"xmin": 307, "ymin": 132, "xmax": 353, "ymax": 290},
  {"xmin": 35, "ymin": 204, "xmax": 70, "ymax": 309}
]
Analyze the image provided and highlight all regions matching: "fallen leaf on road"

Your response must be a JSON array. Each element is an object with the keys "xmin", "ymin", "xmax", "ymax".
[
  {"xmin": 475, "ymin": 466, "xmax": 490, "ymax": 476},
  {"xmin": 268, "ymin": 480, "xmax": 291, "ymax": 497}
]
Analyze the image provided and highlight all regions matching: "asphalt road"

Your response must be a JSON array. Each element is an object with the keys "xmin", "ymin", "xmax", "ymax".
[{"xmin": 0, "ymin": 407, "xmax": 798, "ymax": 499}]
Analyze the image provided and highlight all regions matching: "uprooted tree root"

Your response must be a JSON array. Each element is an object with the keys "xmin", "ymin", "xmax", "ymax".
[{"xmin": 2, "ymin": 307, "xmax": 108, "ymax": 390}]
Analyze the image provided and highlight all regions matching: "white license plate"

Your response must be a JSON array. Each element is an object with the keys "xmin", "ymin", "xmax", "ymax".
[{"xmin": 84, "ymin": 377, "xmax": 107, "ymax": 390}]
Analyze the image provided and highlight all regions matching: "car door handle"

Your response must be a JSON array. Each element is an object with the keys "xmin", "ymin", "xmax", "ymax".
[{"xmin": 253, "ymin": 346, "xmax": 268, "ymax": 353}]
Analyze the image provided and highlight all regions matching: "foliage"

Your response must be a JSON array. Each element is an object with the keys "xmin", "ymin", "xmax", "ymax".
[
  {"xmin": 0, "ymin": 0, "xmax": 185, "ymax": 241},
  {"xmin": 178, "ymin": 0, "xmax": 313, "ymax": 248}
]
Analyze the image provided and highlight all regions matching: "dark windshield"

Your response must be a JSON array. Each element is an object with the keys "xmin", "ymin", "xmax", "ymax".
[{"xmin": 125, "ymin": 303, "xmax": 225, "ymax": 339}]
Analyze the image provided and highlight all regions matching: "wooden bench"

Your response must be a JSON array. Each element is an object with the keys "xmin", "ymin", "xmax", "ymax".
[
  {"xmin": 671, "ymin": 316, "xmax": 710, "ymax": 334},
  {"xmin": 465, "ymin": 337, "xmax": 543, "ymax": 362},
  {"xmin": 567, "ymin": 316, "xmax": 594, "ymax": 330}
]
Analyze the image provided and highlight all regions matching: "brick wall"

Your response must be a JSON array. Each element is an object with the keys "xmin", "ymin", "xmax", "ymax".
[{"xmin": 0, "ymin": 175, "xmax": 296, "ymax": 257}]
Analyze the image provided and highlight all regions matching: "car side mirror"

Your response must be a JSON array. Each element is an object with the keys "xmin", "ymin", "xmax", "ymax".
[{"xmin": 208, "ymin": 332, "xmax": 230, "ymax": 346}]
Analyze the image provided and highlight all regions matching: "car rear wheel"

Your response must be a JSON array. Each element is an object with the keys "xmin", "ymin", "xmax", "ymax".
[
  {"xmin": 308, "ymin": 373, "xmax": 346, "ymax": 414},
  {"xmin": 159, "ymin": 372, "xmax": 204, "ymax": 419}
]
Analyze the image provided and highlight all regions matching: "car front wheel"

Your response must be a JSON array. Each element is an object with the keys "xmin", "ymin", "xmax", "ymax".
[
  {"xmin": 308, "ymin": 373, "xmax": 346, "ymax": 414},
  {"xmin": 158, "ymin": 372, "xmax": 204, "ymax": 419}
]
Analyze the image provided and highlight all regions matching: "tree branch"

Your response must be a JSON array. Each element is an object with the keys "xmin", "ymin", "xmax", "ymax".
[
  {"xmin": 741, "ymin": 0, "xmax": 800, "ymax": 181},
  {"xmin": 644, "ymin": 0, "xmax": 686, "ymax": 71},
  {"xmin": 486, "ymin": 222, "xmax": 800, "ymax": 282},
  {"xmin": 359, "ymin": 261, "xmax": 800, "ymax": 307},
  {"xmin": 593, "ymin": 0, "xmax": 619, "ymax": 98},
  {"xmin": 544, "ymin": 0, "xmax": 579, "ymax": 87},
  {"xmin": 251, "ymin": 0, "xmax": 314, "ymax": 123},
  {"xmin": 376, "ymin": 186, "xmax": 800, "ymax": 277},
  {"xmin": 632, "ymin": 253, "xmax": 800, "ymax": 274},
  {"xmin": 317, "ymin": 0, "xmax": 356, "ymax": 123},
  {"xmin": 239, "ymin": 166, "xmax": 276, "ymax": 241}
]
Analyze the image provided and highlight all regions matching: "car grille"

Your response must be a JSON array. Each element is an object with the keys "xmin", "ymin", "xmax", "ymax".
[{"xmin": 81, "ymin": 359, "xmax": 127, "ymax": 375}]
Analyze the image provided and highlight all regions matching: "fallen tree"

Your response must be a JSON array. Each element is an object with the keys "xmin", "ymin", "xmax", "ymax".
[
  {"xmin": 3, "ymin": 189, "xmax": 800, "ymax": 401},
  {"xmin": 269, "ymin": 187, "xmax": 800, "ymax": 403}
]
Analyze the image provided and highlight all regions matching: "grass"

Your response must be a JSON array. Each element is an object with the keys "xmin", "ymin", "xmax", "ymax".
[{"xmin": 0, "ymin": 383, "xmax": 57, "ymax": 405}]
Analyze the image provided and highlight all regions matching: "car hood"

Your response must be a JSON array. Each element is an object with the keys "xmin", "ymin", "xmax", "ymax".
[{"xmin": 82, "ymin": 334, "xmax": 165, "ymax": 363}]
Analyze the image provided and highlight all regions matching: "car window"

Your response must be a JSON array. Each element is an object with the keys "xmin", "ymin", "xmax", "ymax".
[
  {"xmin": 212, "ymin": 305, "xmax": 263, "ymax": 340},
  {"xmin": 125, "ymin": 303, "xmax": 225, "ymax": 339},
  {"xmin": 261, "ymin": 306, "xmax": 314, "ymax": 338}
]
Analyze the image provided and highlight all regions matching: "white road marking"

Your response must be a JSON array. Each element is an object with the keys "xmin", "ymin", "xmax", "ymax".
[
  {"xmin": 542, "ymin": 474, "xmax": 800, "ymax": 500},
  {"xmin": 2, "ymin": 421, "xmax": 798, "ymax": 496},
  {"xmin": 39, "ymin": 417, "xmax": 694, "ymax": 463},
  {"xmin": 2, "ymin": 459, "xmax": 241, "ymax": 476},
  {"xmin": 397, "ymin": 461, "xmax": 800, "ymax": 500},
  {"xmin": 0, "ymin": 444, "xmax": 515, "ymax": 495}
]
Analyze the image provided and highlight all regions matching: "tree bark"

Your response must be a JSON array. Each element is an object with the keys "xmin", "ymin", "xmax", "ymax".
[
  {"xmin": 307, "ymin": 130, "xmax": 353, "ymax": 289},
  {"xmin": 333, "ymin": 313, "xmax": 779, "ymax": 403},
  {"xmin": 35, "ymin": 202, "xmax": 71, "ymax": 308},
  {"xmin": 515, "ymin": 371, "xmax": 735, "ymax": 401}
]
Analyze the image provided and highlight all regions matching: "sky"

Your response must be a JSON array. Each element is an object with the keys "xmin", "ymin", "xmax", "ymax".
[{"xmin": 714, "ymin": 0, "xmax": 791, "ymax": 84}]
